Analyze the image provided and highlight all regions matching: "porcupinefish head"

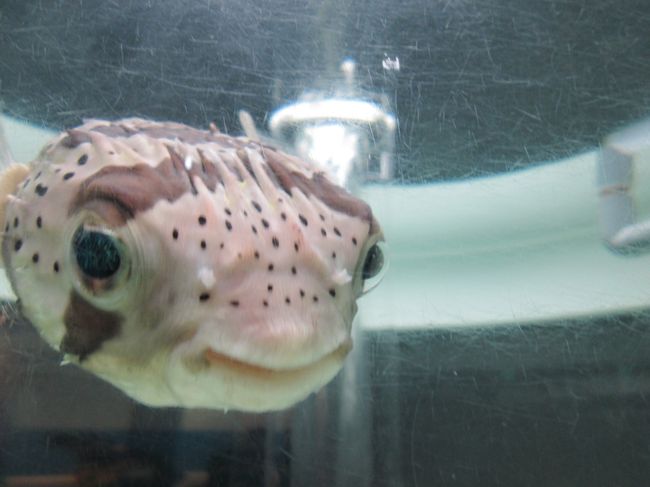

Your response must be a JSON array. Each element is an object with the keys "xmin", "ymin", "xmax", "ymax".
[{"xmin": 0, "ymin": 118, "xmax": 385, "ymax": 411}]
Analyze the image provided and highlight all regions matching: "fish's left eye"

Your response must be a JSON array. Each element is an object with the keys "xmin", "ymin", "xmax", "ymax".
[
  {"xmin": 360, "ymin": 241, "xmax": 388, "ymax": 295},
  {"xmin": 362, "ymin": 244, "xmax": 384, "ymax": 280},
  {"xmin": 73, "ymin": 228, "xmax": 122, "ymax": 279}
]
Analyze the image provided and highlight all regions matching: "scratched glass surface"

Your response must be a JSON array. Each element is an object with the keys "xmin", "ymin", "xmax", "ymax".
[{"xmin": 2, "ymin": 0, "xmax": 650, "ymax": 486}]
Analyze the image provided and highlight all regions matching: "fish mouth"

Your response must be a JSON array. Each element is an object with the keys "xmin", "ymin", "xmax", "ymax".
[{"xmin": 203, "ymin": 340, "xmax": 352, "ymax": 380}]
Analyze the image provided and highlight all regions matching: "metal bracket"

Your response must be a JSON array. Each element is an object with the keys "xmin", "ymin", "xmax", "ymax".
[{"xmin": 598, "ymin": 118, "xmax": 650, "ymax": 254}]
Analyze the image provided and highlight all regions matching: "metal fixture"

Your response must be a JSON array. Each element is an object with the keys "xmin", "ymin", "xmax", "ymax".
[
  {"xmin": 269, "ymin": 59, "xmax": 396, "ymax": 190},
  {"xmin": 598, "ymin": 118, "xmax": 650, "ymax": 254}
]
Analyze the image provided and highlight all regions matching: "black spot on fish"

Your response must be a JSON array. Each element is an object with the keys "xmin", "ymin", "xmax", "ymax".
[
  {"xmin": 225, "ymin": 221, "xmax": 232, "ymax": 231},
  {"xmin": 63, "ymin": 172, "xmax": 75, "ymax": 180},
  {"xmin": 198, "ymin": 215, "xmax": 207, "ymax": 225},
  {"xmin": 14, "ymin": 240, "xmax": 22, "ymax": 252},
  {"xmin": 272, "ymin": 237, "xmax": 279, "ymax": 248},
  {"xmin": 77, "ymin": 154, "xmax": 88, "ymax": 165},
  {"xmin": 199, "ymin": 293, "xmax": 210, "ymax": 302},
  {"xmin": 35, "ymin": 184, "xmax": 48, "ymax": 196},
  {"xmin": 299, "ymin": 214, "xmax": 308, "ymax": 226}
]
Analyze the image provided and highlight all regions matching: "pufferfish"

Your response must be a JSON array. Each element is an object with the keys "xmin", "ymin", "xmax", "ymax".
[{"xmin": 0, "ymin": 118, "xmax": 385, "ymax": 412}]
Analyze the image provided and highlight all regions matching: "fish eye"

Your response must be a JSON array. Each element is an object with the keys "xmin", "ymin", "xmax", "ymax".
[
  {"xmin": 362, "ymin": 244, "xmax": 384, "ymax": 280},
  {"xmin": 73, "ymin": 227, "xmax": 122, "ymax": 279},
  {"xmin": 360, "ymin": 241, "xmax": 388, "ymax": 295}
]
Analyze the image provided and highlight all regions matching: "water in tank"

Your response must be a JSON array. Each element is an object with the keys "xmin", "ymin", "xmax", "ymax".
[{"xmin": 1, "ymin": 1, "xmax": 650, "ymax": 486}]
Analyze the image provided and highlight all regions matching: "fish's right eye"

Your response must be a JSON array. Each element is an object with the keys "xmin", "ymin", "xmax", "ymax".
[{"xmin": 73, "ymin": 227, "xmax": 122, "ymax": 279}]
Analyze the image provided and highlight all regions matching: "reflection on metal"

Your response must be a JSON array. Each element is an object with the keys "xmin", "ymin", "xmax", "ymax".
[
  {"xmin": 269, "ymin": 59, "xmax": 396, "ymax": 190},
  {"xmin": 598, "ymin": 118, "xmax": 650, "ymax": 254},
  {"xmin": 382, "ymin": 54, "xmax": 400, "ymax": 72}
]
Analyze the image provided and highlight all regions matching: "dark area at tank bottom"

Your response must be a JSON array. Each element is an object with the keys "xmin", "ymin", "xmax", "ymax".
[
  {"xmin": 3, "ymin": 0, "xmax": 650, "ymax": 181},
  {"xmin": 0, "ymin": 307, "xmax": 649, "ymax": 486}
]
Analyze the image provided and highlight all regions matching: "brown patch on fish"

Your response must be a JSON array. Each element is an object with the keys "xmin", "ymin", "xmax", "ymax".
[
  {"xmin": 60, "ymin": 130, "xmax": 93, "ymax": 149},
  {"xmin": 70, "ymin": 155, "xmax": 192, "ymax": 221},
  {"xmin": 61, "ymin": 290, "xmax": 122, "ymax": 359},
  {"xmin": 197, "ymin": 149, "xmax": 223, "ymax": 190},
  {"xmin": 263, "ymin": 149, "xmax": 378, "ymax": 234},
  {"xmin": 69, "ymin": 143, "xmax": 253, "ymax": 221}
]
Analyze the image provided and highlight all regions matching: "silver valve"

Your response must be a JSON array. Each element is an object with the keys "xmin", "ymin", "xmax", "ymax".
[{"xmin": 268, "ymin": 59, "xmax": 396, "ymax": 190}]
